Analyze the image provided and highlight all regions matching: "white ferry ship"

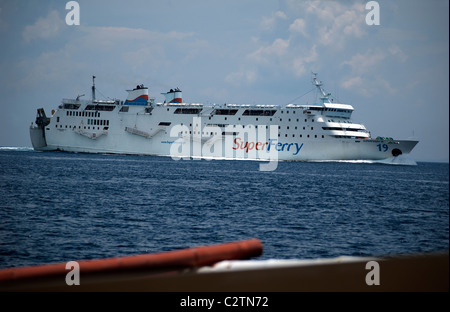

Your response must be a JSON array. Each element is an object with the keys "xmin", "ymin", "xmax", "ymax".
[{"xmin": 30, "ymin": 74, "xmax": 418, "ymax": 163}]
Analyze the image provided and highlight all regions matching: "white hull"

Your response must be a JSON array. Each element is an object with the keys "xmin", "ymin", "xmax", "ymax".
[{"xmin": 30, "ymin": 108, "xmax": 417, "ymax": 161}]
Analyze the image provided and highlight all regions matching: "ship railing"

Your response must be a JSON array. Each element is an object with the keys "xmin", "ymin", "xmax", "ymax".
[
  {"xmin": 163, "ymin": 102, "xmax": 204, "ymax": 107},
  {"xmin": 62, "ymin": 98, "xmax": 89, "ymax": 105},
  {"xmin": 93, "ymin": 99, "xmax": 119, "ymax": 104},
  {"xmin": 226, "ymin": 104, "xmax": 280, "ymax": 109}
]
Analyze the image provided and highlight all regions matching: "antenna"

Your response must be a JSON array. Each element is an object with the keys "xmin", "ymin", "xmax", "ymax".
[
  {"xmin": 311, "ymin": 72, "xmax": 331, "ymax": 104},
  {"xmin": 92, "ymin": 75, "xmax": 96, "ymax": 101}
]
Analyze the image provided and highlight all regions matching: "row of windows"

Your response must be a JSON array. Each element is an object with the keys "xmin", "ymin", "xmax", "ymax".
[
  {"xmin": 65, "ymin": 108, "xmax": 347, "ymax": 125},
  {"xmin": 62, "ymin": 104, "xmax": 81, "ymax": 110},
  {"xmin": 281, "ymin": 109, "xmax": 303, "ymax": 114},
  {"xmin": 178, "ymin": 123, "xmax": 316, "ymax": 130},
  {"xmin": 168, "ymin": 107, "xmax": 348, "ymax": 115},
  {"xmin": 165, "ymin": 107, "xmax": 348, "ymax": 116},
  {"xmin": 167, "ymin": 108, "xmax": 278, "ymax": 116},
  {"xmin": 66, "ymin": 111, "xmax": 101, "ymax": 118},
  {"xmin": 333, "ymin": 135, "xmax": 367, "ymax": 139},
  {"xmin": 56, "ymin": 124, "xmax": 108, "ymax": 130},
  {"xmin": 322, "ymin": 126, "xmax": 363, "ymax": 131},
  {"xmin": 57, "ymin": 116, "xmax": 109, "ymax": 126},
  {"xmin": 242, "ymin": 109, "xmax": 277, "ymax": 116},
  {"xmin": 87, "ymin": 119, "xmax": 109, "ymax": 126},
  {"xmin": 177, "ymin": 130, "xmax": 326, "ymax": 139},
  {"xmin": 282, "ymin": 108, "xmax": 352, "ymax": 113},
  {"xmin": 85, "ymin": 105, "xmax": 115, "ymax": 111},
  {"xmin": 118, "ymin": 106, "xmax": 153, "ymax": 114},
  {"xmin": 174, "ymin": 108, "xmax": 202, "ymax": 114},
  {"xmin": 279, "ymin": 134, "xmax": 325, "ymax": 138},
  {"xmin": 213, "ymin": 109, "xmax": 238, "ymax": 115},
  {"xmin": 207, "ymin": 116, "xmax": 317, "ymax": 123},
  {"xmin": 280, "ymin": 126, "xmax": 313, "ymax": 130}
]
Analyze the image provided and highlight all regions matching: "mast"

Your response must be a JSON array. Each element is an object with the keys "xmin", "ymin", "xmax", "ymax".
[
  {"xmin": 312, "ymin": 72, "xmax": 331, "ymax": 104},
  {"xmin": 92, "ymin": 75, "xmax": 96, "ymax": 101}
]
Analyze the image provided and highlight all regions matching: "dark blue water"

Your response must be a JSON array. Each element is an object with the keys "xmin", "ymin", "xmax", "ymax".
[{"xmin": 0, "ymin": 148, "xmax": 448, "ymax": 269}]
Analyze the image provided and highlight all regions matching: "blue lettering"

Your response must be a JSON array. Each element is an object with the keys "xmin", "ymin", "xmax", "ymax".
[
  {"xmin": 268, "ymin": 139, "xmax": 277, "ymax": 151},
  {"xmin": 266, "ymin": 140, "xmax": 303, "ymax": 155},
  {"xmin": 293, "ymin": 143, "xmax": 303, "ymax": 155}
]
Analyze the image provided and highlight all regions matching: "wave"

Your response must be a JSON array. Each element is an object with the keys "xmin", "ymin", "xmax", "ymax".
[
  {"xmin": 0, "ymin": 146, "xmax": 34, "ymax": 152},
  {"xmin": 309, "ymin": 154, "xmax": 418, "ymax": 166},
  {"xmin": 372, "ymin": 155, "xmax": 418, "ymax": 166}
]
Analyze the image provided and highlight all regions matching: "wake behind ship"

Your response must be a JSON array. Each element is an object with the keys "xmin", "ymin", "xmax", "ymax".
[{"xmin": 30, "ymin": 74, "xmax": 418, "ymax": 163}]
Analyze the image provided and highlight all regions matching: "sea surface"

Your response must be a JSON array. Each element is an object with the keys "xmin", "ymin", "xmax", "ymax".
[{"xmin": 0, "ymin": 147, "xmax": 448, "ymax": 269}]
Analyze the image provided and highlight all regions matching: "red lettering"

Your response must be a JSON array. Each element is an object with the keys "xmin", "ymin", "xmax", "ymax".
[
  {"xmin": 232, "ymin": 140, "xmax": 270, "ymax": 153},
  {"xmin": 232, "ymin": 137, "xmax": 240, "ymax": 150},
  {"xmin": 261, "ymin": 142, "xmax": 268, "ymax": 150},
  {"xmin": 247, "ymin": 142, "xmax": 255, "ymax": 152}
]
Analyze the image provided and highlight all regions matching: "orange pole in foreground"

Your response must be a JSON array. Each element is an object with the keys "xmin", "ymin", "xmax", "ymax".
[{"xmin": 0, "ymin": 239, "xmax": 263, "ymax": 282}]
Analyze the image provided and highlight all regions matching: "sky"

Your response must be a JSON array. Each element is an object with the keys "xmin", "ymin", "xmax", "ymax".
[{"xmin": 0, "ymin": 0, "xmax": 448, "ymax": 162}]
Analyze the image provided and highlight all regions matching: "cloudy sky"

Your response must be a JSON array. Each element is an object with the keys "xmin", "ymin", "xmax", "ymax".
[{"xmin": 0, "ymin": 0, "xmax": 448, "ymax": 162}]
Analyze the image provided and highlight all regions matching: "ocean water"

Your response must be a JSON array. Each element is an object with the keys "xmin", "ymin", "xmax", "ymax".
[{"xmin": 0, "ymin": 148, "xmax": 448, "ymax": 269}]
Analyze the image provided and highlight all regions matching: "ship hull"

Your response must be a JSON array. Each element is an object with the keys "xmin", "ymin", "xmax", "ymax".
[
  {"xmin": 32, "ymin": 110, "xmax": 418, "ymax": 162},
  {"xmin": 35, "ymin": 141, "xmax": 418, "ymax": 161}
]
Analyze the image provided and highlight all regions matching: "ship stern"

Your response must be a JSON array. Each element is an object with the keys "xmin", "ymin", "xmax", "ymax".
[
  {"xmin": 29, "ymin": 125, "xmax": 47, "ymax": 150},
  {"xmin": 30, "ymin": 108, "xmax": 51, "ymax": 150}
]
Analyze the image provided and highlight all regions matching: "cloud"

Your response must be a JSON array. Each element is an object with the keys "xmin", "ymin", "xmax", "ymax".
[
  {"xmin": 287, "ymin": 1, "xmax": 367, "ymax": 48},
  {"xmin": 13, "ymin": 49, "xmax": 88, "ymax": 90},
  {"xmin": 341, "ymin": 76, "xmax": 363, "ymax": 90},
  {"xmin": 75, "ymin": 26, "xmax": 208, "ymax": 80},
  {"xmin": 388, "ymin": 45, "xmax": 408, "ymax": 63},
  {"xmin": 226, "ymin": 0, "xmax": 372, "ymax": 87},
  {"xmin": 260, "ymin": 10, "xmax": 287, "ymax": 31},
  {"xmin": 227, "ymin": 38, "xmax": 318, "ymax": 85},
  {"xmin": 12, "ymin": 25, "xmax": 209, "ymax": 92},
  {"xmin": 292, "ymin": 44, "xmax": 317, "ymax": 77},
  {"xmin": 340, "ymin": 49, "xmax": 386, "ymax": 95},
  {"xmin": 340, "ymin": 48, "xmax": 403, "ymax": 96},
  {"xmin": 316, "ymin": 6, "xmax": 366, "ymax": 47},
  {"xmin": 342, "ymin": 46, "xmax": 408, "ymax": 77},
  {"xmin": 225, "ymin": 68, "xmax": 258, "ymax": 85},
  {"xmin": 249, "ymin": 38, "xmax": 290, "ymax": 64},
  {"xmin": 342, "ymin": 49, "xmax": 386, "ymax": 74},
  {"xmin": 289, "ymin": 18, "xmax": 307, "ymax": 37},
  {"xmin": 22, "ymin": 10, "xmax": 65, "ymax": 42}
]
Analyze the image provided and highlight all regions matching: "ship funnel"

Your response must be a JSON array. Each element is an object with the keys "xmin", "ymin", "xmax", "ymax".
[
  {"xmin": 125, "ymin": 84, "xmax": 149, "ymax": 105},
  {"xmin": 162, "ymin": 88, "xmax": 182, "ymax": 103}
]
